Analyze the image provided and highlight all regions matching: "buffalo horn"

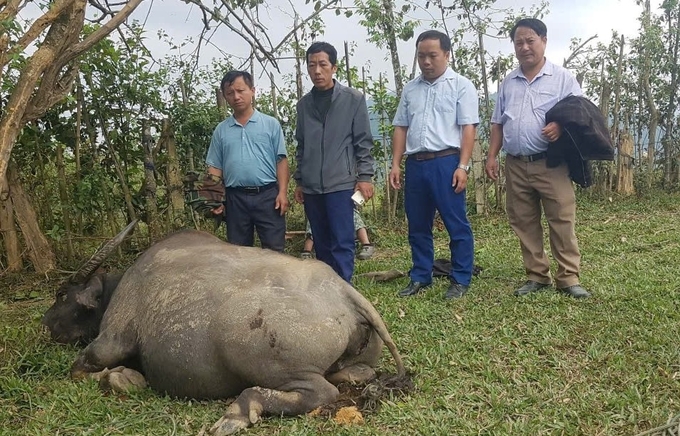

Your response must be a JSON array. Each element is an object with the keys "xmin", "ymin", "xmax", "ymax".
[{"xmin": 71, "ymin": 219, "xmax": 139, "ymax": 283}]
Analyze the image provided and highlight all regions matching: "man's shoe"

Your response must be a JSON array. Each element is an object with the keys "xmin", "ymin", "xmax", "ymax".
[
  {"xmin": 357, "ymin": 244, "xmax": 375, "ymax": 260},
  {"xmin": 398, "ymin": 281, "xmax": 431, "ymax": 297},
  {"xmin": 514, "ymin": 280, "xmax": 551, "ymax": 296},
  {"xmin": 444, "ymin": 282, "xmax": 469, "ymax": 299},
  {"xmin": 300, "ymin": 251, "xmax": 313, "ymax": 260},
  {"xmin": 558, "ymin": 284, "xmax": 591, "ymax": 299}
]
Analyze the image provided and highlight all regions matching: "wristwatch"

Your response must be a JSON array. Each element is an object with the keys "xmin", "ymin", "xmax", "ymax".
[{"xmin": 457, "ymin": 163, "xmax": 470, "ymax": 174}]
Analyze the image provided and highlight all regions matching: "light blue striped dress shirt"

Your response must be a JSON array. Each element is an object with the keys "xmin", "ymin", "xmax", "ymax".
[
  {"xmin": 491, "ymin": 59, "xmax": 582, "ymax": 156},
  {"xmin": 393, "ymin": 67, "xmax": 479, "ymax": 154}
]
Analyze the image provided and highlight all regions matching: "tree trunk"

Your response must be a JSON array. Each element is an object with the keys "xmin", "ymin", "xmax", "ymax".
[
  {"xmin": 162, "ymin": 119, "xmax": 185, "ymax": 229},
  {"xmin": 616, "ymin": 132, "xmax": 635, "ymax": 195},
  {"xmin": 56, "ymin": 141, "xmax": 74, "ymax": 260},
  {"xmin": 34, "ymin": 133, "xmax": 54, "ymax": 228},
  {"xmin": 142, "ymin": 122, "xmax": 160, "ymax": 240},
  {"xmin": 8, "ymin": 164, "xmax": 56, "ymax": 273},
  {"xmin": 381, "ymin": 0, "xmax": 404, "ymax": 97},
  {"xmin": 642, "ymin": 0, "xmax": 659, "ymax": 189},
  {"xmin": 75, "ymin": 79, "xmax": 83, "ymax": 234},
  {"xmin": 475, "ymin": 23, "xmax": 490, "ymax": 215},
  {"xmin": 472, "ymin": 138, "xmax": 485, "ymax": 214},
  {"xmin": 662, "ymin": 0, "xmax": 680, "ymax": 187},
  {"xmin": 608, "ymin": 35, "xmax": 625, "ymax": 194},
  {"xmin": 0, "ymin": 188, "xmax": 22, "ymax": 272}
]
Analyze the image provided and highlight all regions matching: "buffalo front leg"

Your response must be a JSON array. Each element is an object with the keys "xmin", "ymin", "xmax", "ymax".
[
  {"xmin": 209, "ymin": 375, "xmax": 339, "ymax": 436},
  {"xmin": 70, "ymin": 333, "xmax": 146, "ymax": 393}
]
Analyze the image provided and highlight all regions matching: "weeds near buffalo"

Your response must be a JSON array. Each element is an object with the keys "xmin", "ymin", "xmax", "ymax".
[{"xmin": 2, "ymin": 192, "xmax": 680, "ymax": 436}]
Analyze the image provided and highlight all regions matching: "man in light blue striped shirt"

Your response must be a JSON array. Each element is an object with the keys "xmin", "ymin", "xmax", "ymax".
[
  {"xmin": 390, "ymin": 30, "xmax": 479, "ymax": 300},
  {"xmin": 486, "ymin": 18, "xmax": 590, "ymax": 299}
]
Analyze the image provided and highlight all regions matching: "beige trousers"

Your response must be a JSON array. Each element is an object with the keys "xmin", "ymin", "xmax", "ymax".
[{"xmin": 505, "ymin": 156, "xmax": 581, "ymax": 288}]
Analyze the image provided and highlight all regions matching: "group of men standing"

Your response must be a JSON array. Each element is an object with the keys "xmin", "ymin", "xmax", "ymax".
[{"xmin": 205, "ymin": 17, "xmax": 592, "ymax": 299}]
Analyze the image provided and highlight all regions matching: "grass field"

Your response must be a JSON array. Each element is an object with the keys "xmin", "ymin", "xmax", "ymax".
[{"xmin": 1, "ymin": 191, "xmax": 679, "ymax": 435}]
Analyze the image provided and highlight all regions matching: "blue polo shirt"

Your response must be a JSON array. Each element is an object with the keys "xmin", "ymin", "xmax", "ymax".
[
  {"xmin": 491, "ymin": 59, "xmax": 582, "ymax": 156},
  {"xmin": 392, "ymin": 67, "xmax": 479, "ymax": 154},
  {"xmin": 206, "ymin": 110, "xmax": 286, "ymax": 188}
]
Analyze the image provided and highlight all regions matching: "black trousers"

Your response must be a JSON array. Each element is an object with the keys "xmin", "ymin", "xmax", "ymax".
[{"xmin": 224, "ymin": 185, "xmax": 285, "ymax": 252}]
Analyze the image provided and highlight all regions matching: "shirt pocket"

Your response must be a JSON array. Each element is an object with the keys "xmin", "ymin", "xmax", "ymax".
[
  {"xmin": 533, "ymin": 90, "xmax": 559, "ymax": 113},
  {"xmin": 435, "ymin": 93, "xmax": 457, "ymax": 113}
]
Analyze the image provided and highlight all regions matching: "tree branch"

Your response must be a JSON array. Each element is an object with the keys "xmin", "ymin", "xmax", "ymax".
[
  {"xmin": 3, "ymin": 0, "xmax": 76, "ymax": 70},
  {"xmin": 60, "ymin": 0, "xmax": 145, "ymax": 65},
  {"xmin": 272, "ymin": 0, "xmax": 340, "ymax": 53},
  {"xmin": 562, "ymin": 35, "xmax": 598, "ymax": 68},
  {"xmin": 0, "ymin": 0, "xmax": 23, "ymax": 22}
]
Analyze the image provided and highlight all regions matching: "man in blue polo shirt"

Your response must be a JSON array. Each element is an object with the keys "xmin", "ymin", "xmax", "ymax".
[
  {"xmin": 390, "ymin": 30, "xmax": 479, "ymax": 300},
  {"xmin": 206, "ymin": 70, "xmax": 289, "ymax": 252}
]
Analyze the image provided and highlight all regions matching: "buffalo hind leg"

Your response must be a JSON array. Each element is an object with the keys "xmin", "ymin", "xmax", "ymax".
[
  {"xmin": 209, "ymin": 375, "xmax": 339, "ymax": 436},
  {"xmin": 326, "ymin": 363, "xmax": 376, "ymax": 385},
  {"xmin": 70, "ymin": 333, "xmax": 146, "ymax": 393}
]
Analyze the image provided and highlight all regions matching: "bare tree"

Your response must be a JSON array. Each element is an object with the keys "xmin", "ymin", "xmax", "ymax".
[
  {"xmin": 0, "ymin": 0, "xmax": 145, "ymax": 197},
  {"xmin": 0, "ymin": 0, "xmax": 143, "ymax": 272}
]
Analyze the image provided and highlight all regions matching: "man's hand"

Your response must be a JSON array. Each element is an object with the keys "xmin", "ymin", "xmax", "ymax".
[
  {"xmin": 211, "ymin": 204, "xmax": 225, "ymax": 215},
  {"xmin": 389, "ymin": 166, "xmax": 401, "ymax": 190},
  {"xmin": 485, "ymin": 155, "xmax": 499, "ymax": 181},
  {"xmin": 452, "ymin": 169, "xmax": 468, "ymax": 194},
  {"xmin": 275, "ymin": 192, "xmax": 289, "ymax": 216},
  {"xmin": 542, "ymin": 122, "xmax": 562, "ymax": 142},
  {"xmin": 356, "ymin": 181, "xmax": 374, "ymax": 201},
  {"xmin": 294, "ymin": 186, "xmax": 304, "ymax": 204}
]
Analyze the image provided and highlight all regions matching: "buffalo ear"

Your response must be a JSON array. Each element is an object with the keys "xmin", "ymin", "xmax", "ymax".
[{"xmin": 75, "ymin": 275, "xmax": 104, "ymax": 309}]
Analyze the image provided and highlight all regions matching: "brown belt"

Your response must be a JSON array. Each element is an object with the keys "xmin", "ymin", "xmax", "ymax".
[
  {"xmin": 409, "ymin": 148, "xmax": 460, "ymax": 161},
  {"xmin": 507, "ymin": 151, "xmax": 547, "ymax": 163}
]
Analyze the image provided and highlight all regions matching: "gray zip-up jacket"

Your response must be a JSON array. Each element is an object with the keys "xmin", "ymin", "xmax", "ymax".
[{"xmin": 294, "ymin": 80, "xmax": 375, "ymax": 194}]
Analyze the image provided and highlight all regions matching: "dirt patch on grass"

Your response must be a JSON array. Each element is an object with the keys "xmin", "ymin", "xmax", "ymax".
[{"xmin": 310, "ymin": 372, "xmax": 414, "ymax": 420}]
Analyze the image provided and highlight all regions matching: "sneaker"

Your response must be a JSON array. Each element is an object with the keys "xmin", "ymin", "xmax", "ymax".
[
  {"xmin": 300, "ymin": 251, "xmax": 313, "ymax": 260},
  {"xmin": 357, "ymin": 245, "xmax": 375, "ymax": 260}
]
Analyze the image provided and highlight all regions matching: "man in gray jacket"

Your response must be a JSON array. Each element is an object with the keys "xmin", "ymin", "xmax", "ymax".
[{"xmin": 294, "ymin": 41, "xmax": 375, "ymax": 283}]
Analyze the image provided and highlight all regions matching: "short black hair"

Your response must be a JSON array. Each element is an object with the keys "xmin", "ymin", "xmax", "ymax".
[
  {"xmin": 415, "ymin": 30, "xmax": 451, "ymax": 53},
  {"xmin": 510, "ymin": 18, "xmax": 547, "ymax": 40},
  {"xmin": 220, "ymin": 71, "xmax": 253, "ymax": 92},
  {"xmin": 306, "ymin": 41, "xmax": 337, "ymax": 66}
]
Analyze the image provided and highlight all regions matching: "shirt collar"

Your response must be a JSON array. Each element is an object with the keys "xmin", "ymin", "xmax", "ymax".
[
  {"xmin": 509, "ymin": 58, "xmax": 554, "ymax": 80},
  {"xmin": 417, "ymin": 67, "xmax": 456, "ymax": 85},
  {"xmin": 227, "ymin": 109, "xmax": 260, "ymax": 127}
]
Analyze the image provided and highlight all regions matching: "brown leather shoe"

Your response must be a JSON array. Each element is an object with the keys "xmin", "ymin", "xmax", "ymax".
[
  {"xmin": 398, "ymin": 281, "xmax": 431, "ymax": 297},
  {"xmin": 558, "ymin": 284, "xmax": 591, "ymax": 299},
  {"xmin": 514, "ymin": 280, "xmax": 552, "ymax": 296}
]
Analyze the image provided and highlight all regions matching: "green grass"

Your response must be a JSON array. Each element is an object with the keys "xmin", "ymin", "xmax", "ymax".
[{"xmin": 2, "ymin": 191, "xmax": 680, "ymax": 435}]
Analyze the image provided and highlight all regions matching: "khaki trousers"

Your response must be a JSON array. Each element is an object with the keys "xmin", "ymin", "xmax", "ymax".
[{"xmin": 505, "ymin": 156, "xmax": 581, "ymax": 288}]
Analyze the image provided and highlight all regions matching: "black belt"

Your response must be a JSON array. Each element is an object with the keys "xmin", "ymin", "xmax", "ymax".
[
  {"xmin": 226, "ymin": 182, "xmax": 277, "ymax": 194},
  {"xmin": 507, "ymin": 151, "xmax": 547, "ymax": 163},
  {"xmin": 410, "ymin": 148, "xmax": 460, "ymax": 161}
]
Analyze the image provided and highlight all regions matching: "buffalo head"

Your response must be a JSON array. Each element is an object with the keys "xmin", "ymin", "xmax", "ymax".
[{"xmin": 42, "ymin": 220, "xmax": 137, "ymax": 344}]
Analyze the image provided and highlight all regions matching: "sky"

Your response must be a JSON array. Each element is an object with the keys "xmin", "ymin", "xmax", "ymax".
[{"xmin": 125, "ymin": 0, "xmax": 659, "ymax": 91}]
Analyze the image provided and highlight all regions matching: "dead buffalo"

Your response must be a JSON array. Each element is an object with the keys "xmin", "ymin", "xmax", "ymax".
[{"xmin": 43, "ymin": 223, "xmax": 406, "ymax": 435}]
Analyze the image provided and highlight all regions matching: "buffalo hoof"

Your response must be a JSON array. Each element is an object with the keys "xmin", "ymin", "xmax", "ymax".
[
  {"xmin": 94, "ymin": 366, "xmax": 147, "ymax": 393},
  {"xmin": 209, "ymin": 415, "xmax": 251, "ymax": 436},
  {"xmin": 326, "ymin": 363, "xmax": 377, "ymax": 385}
]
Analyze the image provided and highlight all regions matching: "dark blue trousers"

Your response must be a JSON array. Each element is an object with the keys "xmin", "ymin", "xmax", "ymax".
[
  {"xmin": 404, "ymin": 154, "xmax": 474, "ymax": 285},
  {"xmin": 304, "ymin": 189, "xmax": 355, "ymax": 283},
  {"xmin": 225, "ymin": 185, "xmax": 285, "ymax": 252}
]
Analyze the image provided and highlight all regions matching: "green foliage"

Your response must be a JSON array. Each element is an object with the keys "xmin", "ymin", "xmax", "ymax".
[
  {"xmin": 353, "ymin": 0, "xmax": 419, "ymax": 46},
  {"xmin": 2, "ymin": 192, "xmax": 680, "ymax": 435}
]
